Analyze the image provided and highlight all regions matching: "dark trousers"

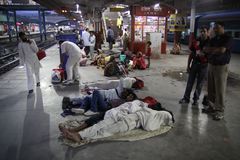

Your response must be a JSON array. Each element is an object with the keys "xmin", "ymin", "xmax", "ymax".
[
  {"xmin": 146, "ymin": 56, "xmax": 150, "ymax": 68},
  {"xmin": 183, "ymin": 63, "xmax": 207, "ymax": 101},
  {"xmin": 85, "ymin": 112, "xmax": 105, "ymax": 126},
  {"xmin": 90, "ymin": 90, "xmax": 109, "ymax": 112},
  {"xmin": 72, "ymin": 90, "xmax": 109, "ymax": 112},
  {"xmin": 84, "ymin": 46, "xmax": 90, "ymax": 55}
]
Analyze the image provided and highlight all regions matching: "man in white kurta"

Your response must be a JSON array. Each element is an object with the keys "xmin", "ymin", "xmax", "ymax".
[
  {"xmin": 60, "ymin": 40, "xmax": 85, "ymax": 84},
  {"xmin": 89, "ymin": 31, "xmax": 96, "ymax": 60},
  {"xmin": 79, "ymin": 100, "xmax": 173, "ymax": 140},
  {"xmin": 18, "ymin": 32, "xmax": 41, "ymax": 94}
]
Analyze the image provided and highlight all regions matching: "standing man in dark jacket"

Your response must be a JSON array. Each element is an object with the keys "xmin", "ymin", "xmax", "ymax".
[
  {"xmin": 203, "ymin": 21, "xmax": 232, "ymax": 120},
  {"xmin": 179, "ymin": 26, "xmax": 209, "ymax": 105},
  {"xmin": 107, "ymin": 26, "xmax": 114, "ymax": 50}
]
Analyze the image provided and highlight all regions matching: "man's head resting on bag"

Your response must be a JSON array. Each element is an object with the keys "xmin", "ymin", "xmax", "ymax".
[{"xmin": 121, "ymin": 89, "xmax": 137, "ymax": 102}]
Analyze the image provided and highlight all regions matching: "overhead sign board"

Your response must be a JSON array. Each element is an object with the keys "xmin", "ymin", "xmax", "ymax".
[
  {"xmin": 168, "ymin": 14, "xmax": 186, "ymax": 32},
  {"xmin": 110, "ymin": 7, "xmax": 125, "ymax": 12}
]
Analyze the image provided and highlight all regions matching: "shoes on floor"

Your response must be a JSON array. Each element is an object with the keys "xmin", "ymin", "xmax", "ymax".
[
  {"xmin": 202, "ymin": 107, "xmax": 216, "ymax": 115},
  {"xmin": 62, "ymin": 97, "xmax": 71, "ymax": 110},
  {"xmin": 202, "ymin": 95, "xmax": 209, "ymax": 106},
  {"xmin": 179, "ymin": 98, "xmax": 190, "ymax": 104},
  {"xmin": 212, "ymin": 112, "xmax": 224, "ymax": 121},
  {"xmin": 84, "ymin": 110, "xmax": 99, "ymax": 116},
  {"xmin": 63, "ymin": 80, "xmax": 74, "ymax": 85},
  {"xmin": 192, "ymin": 101, "xmax": 198, "ymax": 106},
  {"xmin": 28, "ymin": 89, "xmax": 33, "ymax": 94}
]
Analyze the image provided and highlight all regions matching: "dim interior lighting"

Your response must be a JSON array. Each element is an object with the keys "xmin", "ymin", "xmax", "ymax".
[
  {"xmin": 61, "ymin": 10, "xmax": 67, "ymax": 13},
  {"xmin": 73, "ymin": 18, "xmax": 76, "ymax": 21},
  {"xmin": 154, "ymin": 3, "xmax": 160, "ymax": 9},
  {"xmin": 56, "ymin": 23, "xmax": 58, "ymax": 26},
  {"xmin": 175, "ymin": 9, "xmax": 178, "ymax": 14},
  {"xmin": 76, "ymin": 4, "xmax": 80, "ymax": 13}
]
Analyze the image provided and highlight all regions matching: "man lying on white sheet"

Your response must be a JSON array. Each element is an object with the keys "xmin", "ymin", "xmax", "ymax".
[{"xmin": 62, "ymin": 100, "xmax": 173, "ymax": 143}]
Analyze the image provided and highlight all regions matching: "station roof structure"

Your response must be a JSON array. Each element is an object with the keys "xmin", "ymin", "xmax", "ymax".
[{"xmin": 33, "ymin": 0, "xmax": 240, "ymax": 20}]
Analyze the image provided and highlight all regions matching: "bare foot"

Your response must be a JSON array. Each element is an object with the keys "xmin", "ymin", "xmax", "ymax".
[
  {"xmin": 58, "ymin": 124, "xmax": 65, "ymax": 132},
  {"xmin": 65, "ymin": 130, "xmax": 82, "ymax": 143},
  {"xmin": 59, "ymin": 124, "xmax": 69, "ymax": 138}
]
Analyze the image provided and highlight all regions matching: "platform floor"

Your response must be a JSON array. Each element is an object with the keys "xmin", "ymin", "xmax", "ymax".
[{"xmin": 0, "ymin": 44, "xmax": 240, "ymax": 160}]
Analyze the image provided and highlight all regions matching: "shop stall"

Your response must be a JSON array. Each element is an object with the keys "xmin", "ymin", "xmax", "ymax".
[{"xmin": 130, "ymin": 5, "xmax": 175, "ymax": 58}]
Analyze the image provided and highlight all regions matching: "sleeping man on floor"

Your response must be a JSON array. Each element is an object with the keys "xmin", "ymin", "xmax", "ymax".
[
  {"xmin": 59, "ymin": 100, "xmax": 174, "ymax": 143},
  {"xmin": 62, "ymin": 77, "xmax": 137, "ymax": 116}
]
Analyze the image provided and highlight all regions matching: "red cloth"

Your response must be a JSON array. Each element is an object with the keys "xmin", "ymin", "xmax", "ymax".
[
  {"xmin": 37, "ymin": 49, "xmax": 46, "ymax": 60},
  {"xmin": 143, "ymin": 96, "xmax": 158, "ymax": 107},
  {"xmin": 145, "ymin": 47, "xmax": 152, "ymax": 57},
  {"xmin": 133, "ymin": 57, "xmax": 146, "ymax": 70},
  {"xmin": 132, "ymin": 77, "xmax": 144, "ymax": 89}
]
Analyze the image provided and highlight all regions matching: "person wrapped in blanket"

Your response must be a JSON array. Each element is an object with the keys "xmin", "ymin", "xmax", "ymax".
[
  {"xmin": 132, "ymin": 51, "xmax": 147, "ymax": 70},
  {"xmin": 62, "ymin": 77, "xmax": 137, "ymax": 116},
  {"xmin": 59, "ymin": 100, "xmax": 174, "ymax": 143}
]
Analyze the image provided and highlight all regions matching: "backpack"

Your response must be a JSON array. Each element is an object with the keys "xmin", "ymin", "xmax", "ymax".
[
  {"xmin": 132, "ymin": 77, "xmax": 144, "ymax": 89},
  {"xmin": 51, "ymin": 69, "xmax": 64, "ymax": 83}
]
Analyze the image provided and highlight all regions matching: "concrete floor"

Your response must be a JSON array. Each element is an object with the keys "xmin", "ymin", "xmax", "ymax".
[{"xmin": 0, "ymin": 44, "xmax": 240, "ymax": 160}]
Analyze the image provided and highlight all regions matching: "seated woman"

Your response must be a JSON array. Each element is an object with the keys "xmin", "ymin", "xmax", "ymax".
[
  {"xmin": 132, "ymin": 52, "xmax": 147, "ymax": 70},
  {"xmin": 60, "ymin": 100, "xmax": 174, "ymax": 143},
  {"xmin": 104, "ymin": 56, "xmax": 120, "ymax": 77},
  {"xmin": 90, "ymin": 49, "xmax": 105, "ymax": 67}
]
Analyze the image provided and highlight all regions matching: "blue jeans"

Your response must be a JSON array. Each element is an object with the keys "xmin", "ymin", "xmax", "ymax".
[
  {"xmin": 90, "ymin": 90, "xmax": 109, "ymax": 112},
  {"xmin": 184, "ymin": 62, "xmax": 207, "ymax": 101},
  {"xmin": 71, "ymin": 96, "xmax": 91, "ymax": 111},
  {"xmin": 71, "ymin": 90, "xmax": 109, "ymax": 112}
]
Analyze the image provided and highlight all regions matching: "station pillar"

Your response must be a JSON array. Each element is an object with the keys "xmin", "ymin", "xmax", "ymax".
[
  {"xmin": 189, "ymin": 0, "xmax": 196, "ymax": 47},
  {"xmin": 13, "ymin": 11, "xmax": 18, "ymax": 41},
  {"xmin": 38, "ymin": 10, "xmax": 43, "ymax": 41},
  {"xmin": 42, "ymin": 11, "xmax": 47, "ymax": 40},
  {"xmin": 6, "ymin": 11, "xmax": 12, "ymax": 42}
]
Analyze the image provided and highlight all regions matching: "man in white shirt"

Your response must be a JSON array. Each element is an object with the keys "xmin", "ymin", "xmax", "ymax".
[
  {"xmin": 59, "ymin": 40, "xmax": 85, "ymax": 85},
  {"xmin": 18, "ymin": 32, "xmax": 41, "ymax": 94},
  {"xmin": 89, "ymin": 31, "xmax": 96, "ymax": 60},
  {"xmin": 82, "ymin": 28, "xmax": 91, "ymax": 56}
]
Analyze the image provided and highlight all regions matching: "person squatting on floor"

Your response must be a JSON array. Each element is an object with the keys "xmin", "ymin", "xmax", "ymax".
[
  {"xmin": 203, "ymin": 21, "xmax": 232, "ymax": 120},
  {"xmin": 18, "ymin": 32, "xmax": 41, "ymax": 94},
  {"xmin": 59, "ymin": 100, "xmax": 174, "ymax": 143},
  {"xmin": 132, "ymin": 52, "xmax": 147, "ymax": 70},
  {"xmin": 59, "ymin": 40, "xmax": 85, "ymax": 85},
  {"xmin": 179, "ymin": 26, "xmax": 209, "ymax": 106}
]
